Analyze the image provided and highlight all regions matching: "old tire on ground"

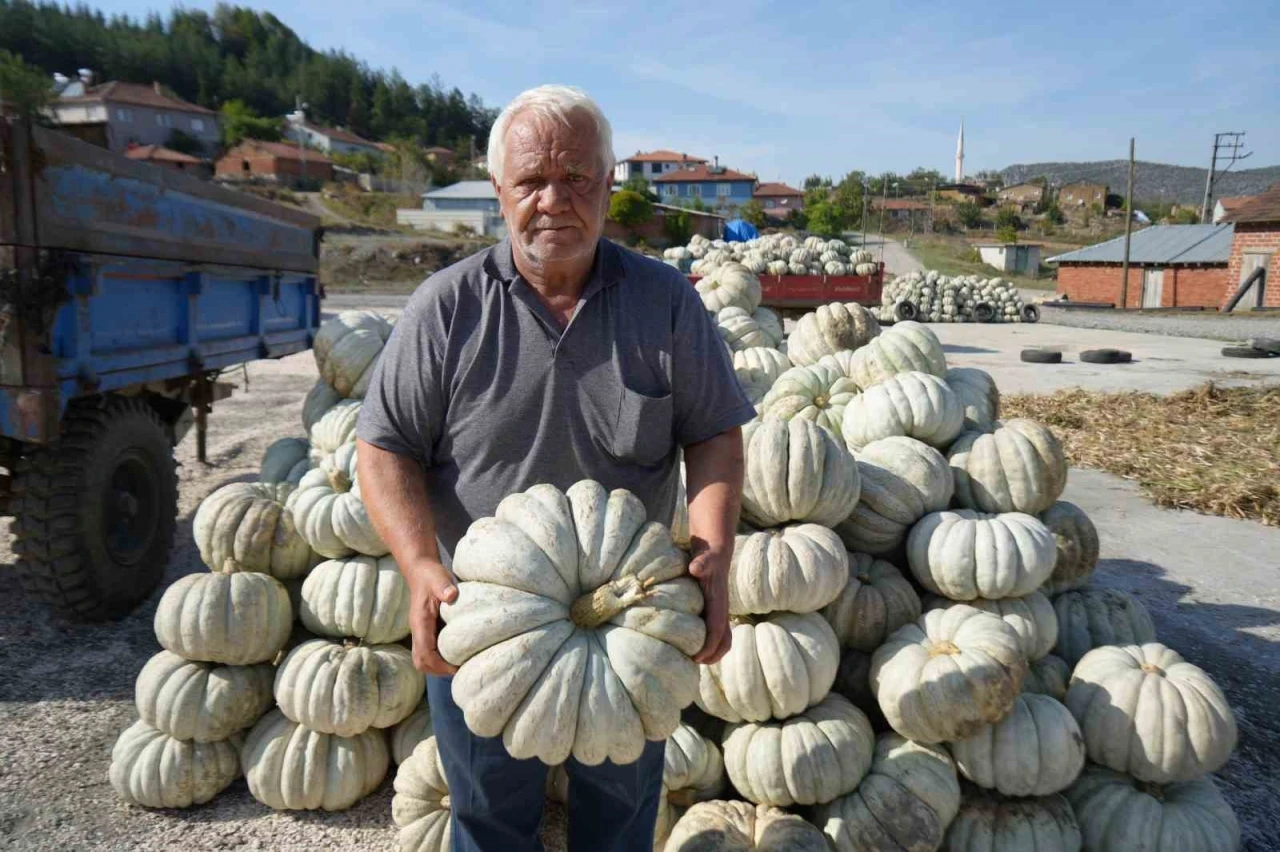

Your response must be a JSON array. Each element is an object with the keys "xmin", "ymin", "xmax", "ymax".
[
  {"xmin": 1221, "ymin": 346, "xmax": 1275, "ymax": 359},
  {"xmin": 11, "ymin": 396, "xmax": 178, "ymax": 620},
  {"xmin": 973, "ymin": 302, "xmax": 996, "ymax": 323},
  {"xmin": 1246, "ymin": 337, "xmax": 1280, "ymax": 355},
  {"xmin": 1080, "ymin": 348, "xmax": 1132, "ymax": 364},
  {"xmin": 894, "ymin": 301, "xmax": 919, "ymax": 322},
  {"xmin": 1021, "ymin": 304, "xmax": 1041, "ymax": 323},
  {"xmin": 1020, "ymin": 349, "xmax": 1063, "ymax": 364}
]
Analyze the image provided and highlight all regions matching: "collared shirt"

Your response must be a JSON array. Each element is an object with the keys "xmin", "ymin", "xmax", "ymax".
[{"xmin": 355, "ymin": 237, "xmax": 756, "ymax": 557}]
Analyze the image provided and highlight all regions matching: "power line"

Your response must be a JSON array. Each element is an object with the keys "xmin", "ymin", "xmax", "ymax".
[{"xmin": 1199, "ymin": 132, "xmax": 1252, "ymax": 223}]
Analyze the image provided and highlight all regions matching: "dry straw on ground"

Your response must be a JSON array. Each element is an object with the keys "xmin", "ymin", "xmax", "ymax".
[{"xmin": 1004, "ymin": 383, "xmax": 1280, "ymax": 527}]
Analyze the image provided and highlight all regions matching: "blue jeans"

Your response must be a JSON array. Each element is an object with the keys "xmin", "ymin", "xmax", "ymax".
[{"xmin": 426, "ymin": 675, "xmax": 666, "ymax": 852}]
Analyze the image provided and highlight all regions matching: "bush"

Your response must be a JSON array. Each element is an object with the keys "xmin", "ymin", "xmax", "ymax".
[
  {"xmin": 995, "ymin": 206, "xmax": 1022, "ymax": 231},
  {"xmin": 1043, "ymin": 201, "xmax": 1066, "ymax": 225},
  {"xmin": 955, "ymin": 200, "xmax": 983, "ymax": 229},
  {"xmin": 663, "ymin": 207, "xmax": 692, "ymax": 246},
  {"xmin": 996, "ymin": 225, "xmax": 1018, "ymax": 244},
  {"xmin": 609, "ymin": 190, "xmax": 654, "ymax": 229},
  {"xmin": 739, "ymin": 199, "xmax": 767, "ymax": 228}
]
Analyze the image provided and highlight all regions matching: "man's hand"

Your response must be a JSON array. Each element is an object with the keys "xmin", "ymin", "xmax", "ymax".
[
  {"xmin": 688, "ymin": 548, "xmax": 733, "ymax": 664},
  {"xmin": 405, "ymin": 557, "xmax": 460, "ymax": 676}
]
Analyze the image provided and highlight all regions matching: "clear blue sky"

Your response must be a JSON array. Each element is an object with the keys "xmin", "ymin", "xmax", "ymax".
[{"xmin": 90, "ymin": 0, "xmax": 1279, "ymax": 187}]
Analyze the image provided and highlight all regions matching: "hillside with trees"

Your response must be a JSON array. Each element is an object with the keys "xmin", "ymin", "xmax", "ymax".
[{"xmin": 1000, "ymin": 160, "xmax": 1280, "ymax": 204}]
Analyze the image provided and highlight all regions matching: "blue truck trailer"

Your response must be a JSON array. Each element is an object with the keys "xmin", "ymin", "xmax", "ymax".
[{"xmin": 0, "ymin": 117, "xmax": 321, "ymax": 619}]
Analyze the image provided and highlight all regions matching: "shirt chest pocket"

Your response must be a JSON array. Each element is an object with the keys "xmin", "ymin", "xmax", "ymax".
[{"xmin": 611, "ymin": 384, "xmax": 674, "ymax": 465}]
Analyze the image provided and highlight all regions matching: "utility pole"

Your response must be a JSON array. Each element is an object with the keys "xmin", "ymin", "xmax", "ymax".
[
  {"xmin": 1120, "ymin": 138, "xmax": 1136, "ymax": 309},
  {"xmin": 1199, "ymin": 132, "xmax": 1251, "ymax": 223},
  {"xmin": 860, "ymin": 178, "xmax": 869, "ymax": 247}
]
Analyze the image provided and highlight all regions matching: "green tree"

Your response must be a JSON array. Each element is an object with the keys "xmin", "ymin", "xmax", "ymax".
[
  {"xmin": 955, "ymin": 200, "xmax": 983, "ymax": 229},
  {"xmin": 803, "ymin": 174, "xmax": 831, "ymax": 190},
  {"xmin": 739, "ymin": 199, "xmax": 767, "ymax": 228},
  {"xmin": 806, "ymin": 201, "xmax": 846, "ymax": 238},
  {"xmin": 1043, "ymin": 201, "xmax": 1066, "ymax": 225},
  {"xmin": 786, "ymin": 207, "xmax": 808, "ymax": 231},
  {"xmin": 608, "ymin": 190, "xmax": 654, "ymax": 229},
  {"xmin": 663, "ymin": 207, "xmax": 693, "ymax": 246},
  {"xmin": 220, "ymin": 99, "xmax": 281, "ymax": 146},
  {"xmin": 996, "ymin": 225, "xmax": 1018, "ymax": 244},
  {"xmin": 831, "ymin": 173, "xmax": 865, "ymax": 230},
  {"xmin": 0, "ymin": 49, "xmax": 53, "ymax": 119},
  {"xmin": 166, "ymin": 127, "xmax": 206, "ymax": 155},
  {"xmin": 622, "ymin": 175, "xmax": 657, "ymax": 201},
  {"xmin": 995, "ymin": 206, "xmax": 1022, "ymax": 231}
]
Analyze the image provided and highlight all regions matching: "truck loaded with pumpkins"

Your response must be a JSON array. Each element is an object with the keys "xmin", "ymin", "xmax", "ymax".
[{"xmin": 0, "ymin": 117, "xmax": 321, "ymax": 619}]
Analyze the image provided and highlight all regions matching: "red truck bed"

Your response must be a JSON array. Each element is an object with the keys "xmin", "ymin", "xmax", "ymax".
[{"xmin": 689, "ymin": 263, "xmax": 884, "ymax": 312}]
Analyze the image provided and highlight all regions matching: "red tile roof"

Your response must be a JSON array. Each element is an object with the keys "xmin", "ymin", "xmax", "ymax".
[
  {"xmin": 653, "ymin": 164, "xmax": 755, "ymax": 183},
  {"xmin": 226, "ymin": 139, "xmax": 334, "ymax": 165},
  {"xmin": 754, "ymin": 181, "xmax": 803, "ymax": 198},
  {"xmin": 58, "ymin": 81, "xmax": 216, "ymax": 115},
  {"xmin": 1225, "ymin": 183, "xmax": 1280, "ymax": 225},
  {"xmin": 874, "ymin": 198, "xmax": 932, "ymax": 211},
  {"xmin": 622, "ymin": 149, "xmax": 708, "ymax": 164},
  {"xmin": 1216, "ymin": 196, "xmax": 1253, "ymax": 213},
  {"xmin": 125, "ymin": 144, "xmax": 202, "ymax": 164}
]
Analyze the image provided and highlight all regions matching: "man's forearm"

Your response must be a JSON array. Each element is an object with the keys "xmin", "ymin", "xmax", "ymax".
[
  {"xmin": 356, "ymin": 439, "xmax": 442, "ymax": 569},
  {"xmin": 683, "ymin": 427, "xmax": 744, "ymax": 556}
]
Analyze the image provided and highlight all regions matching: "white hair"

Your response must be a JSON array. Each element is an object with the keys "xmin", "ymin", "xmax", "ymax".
[{"xmin": 487, "ymin": 84, "xmax": 614, "ymax": 184}]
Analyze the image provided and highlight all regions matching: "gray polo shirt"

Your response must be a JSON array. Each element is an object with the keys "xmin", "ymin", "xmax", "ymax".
[{"xmin": 355, "ymin": 237, "xmax": 756, "ymax": 557}]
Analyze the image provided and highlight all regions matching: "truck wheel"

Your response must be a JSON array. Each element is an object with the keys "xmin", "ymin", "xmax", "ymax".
[{"xmin": 11, "ymin": 396, "xmax": 177, "ymax": 620}]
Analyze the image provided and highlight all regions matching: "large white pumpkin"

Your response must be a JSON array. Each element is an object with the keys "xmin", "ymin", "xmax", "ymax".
[
  {"xmin": 1038, "ymin": 501, "xmax": 1100, "ymax": 594},
  {"xmin": 391, "ymin": 701, "xmax": 433, "ymax": 765},
  {"xmin": 924, "ymin": 591, "xmax": 1058, "ymax": 661},
  {"xmin": 1065, "ymin": 766, "xmax": 1240, "ymax": 852},
  {"xmin": 437, "ymin": 481, "xmax": 704, "ymax": 766},
  {"xmin": 948, "ymin": 692, "xmax": 1085, "ymax": 797},
  {"xmin": 299, "ymin": 554, "xmax": 410, "ymax": 643},
  {"xmin": 848, "ymin": 321, "xmax": 947, "ymax": 389},
  {"xmin": 942, "ymin": 789, "xmax": 1082, "ymax": 852},
  {"xmin": 274, "ymin": 638, "xmax": 423, "ymax": 736},
  {"xmin": 944, "ymin": 367, "xmax": 1000, "ymax": 433},
  {"xmin": 308, "ymin": 398, "xmax": 363, "ymax": 462},
  {"xmin": 696, "ymin": 612, "xmax": 839, "ymax": 723},
  {"xmin": 260, "ymin": 437, "xmax": 311, "ymax": 486},
  {"xmin": 303, "ymin": 379, "xmax": 344, "ymax": 433},
  {"xmin": 109, "ymin": 720, "xmax": 241, "ymax": 808},
  {"xmin": 907, "ymin": 510, "xmax": 1056, "ymax": 601},
  {"xmin": 242, "ymin": 708, "xmax": 389, "ymax": 810},
  {"xmin": 697, "ymin": 262, "xmax": 762, "ymax": 314},
  {"xmin": 289, "ymin": 441, "xmax": 389, "ymax": 559},
  {"xmin": 655, "ymin": 723, "xmax": 727, "ymax": 847},
  {"xmin": 872, "ymin": 606, "xmax": 1027, "ymax": 744},
  {"xmin": 842, "ymin": 371, "xmax": 964, "ymax": 451},
  {"xmin": 135, "ymin": 650, "xmax": 274, "ymax": 742},
  {"xmin": 193, "ymin": 481, "xmax": 316, "ymax": 580},
  {"xmin": 723, "ymin": 693, "xmax": 875, "ymax": 807},
  {"xmin": 665, "ymin": 801, "xmax": 829, "ymax": 851},
  {"xmin": 154, "ymin": 572, "xmax": 293, "ymax": 666},
  {"xmin": 1052, "ymin": 587, "xmax": 1156, "ymax": 667},
  {"xmin": 815, "ymin": 732, "xmax": 962, "ymax": 852},
  {"xmin": 313, "ymin": 309, "xmax": 393, "ymax": 398},
  {"xmin": 822, "ymin": 553, "xmax": 921, "ymax": 653},
  {"xmin": 1066, "ymin": 642, "xmax": 1237, "ymax": 784},
  {"xmin": 751, "ymin": 307, "xmax": 784, "ymax": 348},
  {"xmin": 727, "ymin": 524, "xmax": 848, "ymax": 615},
  {"xmin": 760, "ymin": 363, "xmax": 861, "ymax": 441},
  {"xmin": 947, "ymin": 420, "xmax": 1067, "ymax": 515},
  {"xmin": 733, "ymin": 347, "xmax": 792, "ymax": 402},
  {"xmin": 787, "ymin": 303, "xmax": 882, "ymax": 366},
  {"xmin": 717, "ymin": 307, "xmax": 772, "ymax": 352},
  {"xmin": 393, "ymin": 736, "xmax": 452, "ymax": 852},
  {"xmin": 833, "ymin": 436, "xmax": 953, "ymax": 555},
  {"xmin": 740, "ymin": 417, "xmax": 861, "ymax": 528}
]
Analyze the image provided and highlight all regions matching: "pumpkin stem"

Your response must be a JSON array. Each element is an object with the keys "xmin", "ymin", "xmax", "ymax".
[
  {"xmin": 220, "ymin": 557, "xmax": 246, "ymax": 573},
  {"xmin": 1136, "ymin": 780, "xmax": 1166, "ymax": 801},
  {"xmin": 728, "ymin": 614, "xmax": 761, "ymax": 628},
  {"xmin": 929, "ymin": 640, "xmax": 961, "ymax": 657},
  {"xmin": 570, "ymin": 574, "xmax": 655, "ymax": 629},
  {"xmin": 1140, "ymin": 663, "xmax": 1164, "ymax": 676},
  {"xmin": 326, "ymin": 466, "xmax": 352, "ymax": 493},
  {"xmin": 666, "ymin": 787, "xmax": 699, "ymax": 808},
  {"xmin": 440, "ymin": 794, "xmax": 451, "ymax": 810}
]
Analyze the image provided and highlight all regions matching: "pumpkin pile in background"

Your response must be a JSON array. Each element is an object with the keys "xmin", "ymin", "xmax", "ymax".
[
  {"xmin": 876, "ymin": 268, "xmax": 1035, "ymax": 324},
  {"xmin": 665, "ymin": 233, "xmax": 880, "ymax": 277}
]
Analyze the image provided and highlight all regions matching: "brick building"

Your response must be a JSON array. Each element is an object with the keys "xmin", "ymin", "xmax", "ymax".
[
  {"xmin": 1222, "ymin": 183, "xmax": 1280, "ymax": 308},
  {"xmin": 603, "ymin": 203, "xmax": 723, "ymax": 247},
  {"xmin": 753, "ymin": 182, "xmax": 805, "ymax": 221},
  {"xmin": 124, "ymin": 143, "xmax": 205, "ymax": 174},
  {"xmin": 214, "ymin": 139, "xmax": 334, "ymax": 188},
  {"xmin": 1047, "ymin": 224, "xmax": 1232, "ymax": 308},
  {"xmin": 1059, "ymin": 181, "xmax": 1108, "ymax": 210}
]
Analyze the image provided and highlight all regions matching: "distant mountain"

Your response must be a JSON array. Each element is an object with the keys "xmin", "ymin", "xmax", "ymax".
[{"xmin": 999, "ymin": 160, "xmax": 1280, "ymax": 205}]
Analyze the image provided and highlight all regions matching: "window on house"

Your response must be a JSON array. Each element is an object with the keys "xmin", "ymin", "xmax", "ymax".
[
  {"xmin": 155, "ymin": 113, "xmax": 172, "ymax": 128},
  {"xmin": 190, "ymin": 118, "xmax": 205, "ymax": 132},
  {"xmin": 717, "ymin": 183, "xmax": 731, "ymax": 197},
  {"xmin": 115, "ymin": 108, "xmax": 133, "ymax": 122},
  {"xmin": 688, "ymin": 185, "xmax": 702, "ymax": 197},
  {"xmin": 241, "ymin": 160, "xmax": 250, "ymax": 173},
  {"xmin": 663, "ymin": 184, "xmax": 678, "ymax": 197},
  {"xmin": 651, "ymin": 163, "xmax": 664, "ymax": 175}
]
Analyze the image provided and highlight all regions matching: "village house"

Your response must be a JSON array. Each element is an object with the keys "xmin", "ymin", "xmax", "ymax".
[
  {"xmin": 395, "ymin": 180, "xmax": 505, "ymax": 238},
  {"xmin": 1213, "ymin": 196, "xmax": 1255, "ymax": 224},
  {"xmin": 753, "ymin": 182, "xmax": 805, "ymax": 221},
  {"xmin": 214, "ymin": 139, "xmax": 334, "ymax": 188},
  {"xmin": 48, "ymin": 79, "xmax": 220, "ymax": 153},
  {"xmin": 1059, "ymin": 181, "xmax": 1108, "ymax": 210},
  {"xmin": 996, "ymin": 182, "xmax": 1045, "ymax": 209},
  {"xmin": 1222, "ymin": 183, "xmax": 1280, "ymax": 309},
  {"xmin": 284, "ymin": 114, "xmax": 383, "ymax": 157},
  {"xmin": 652, "ymin": 161, "xmax": 756, "ymax": 216},
  {"xmin": 613, "ymin": 150, "xmax": 708, "ymax": 187}
]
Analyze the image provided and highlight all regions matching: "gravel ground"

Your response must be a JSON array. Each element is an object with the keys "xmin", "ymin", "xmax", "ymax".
[{"xmin": 1041, "ymin": 305, "xmax": 1280, "ymax": 342}]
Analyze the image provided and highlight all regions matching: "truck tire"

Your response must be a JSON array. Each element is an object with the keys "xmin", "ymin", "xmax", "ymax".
[
  {"xmin": 894, "ymin": 301, "xmax": 919, "ymax": 322},
  {"xmin": 1021, "ymin": 348, "xmax": 1063, "ymax": 364},
  {"xmin": 973, "ymin": 302, "xmax": 996, "ymax": 323},
  {"xmin": 11, "ymin": 396, "xmax": 178, "ymax": 620},
  {"xmin": 1021, "ymin": 304, "xmax": 1041, "ymax": 323}
]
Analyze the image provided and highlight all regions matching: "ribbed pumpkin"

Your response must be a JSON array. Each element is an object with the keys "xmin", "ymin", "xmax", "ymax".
[
  {"xmin": 848, "ymin": 321, "xmax": 947, "ymax": 389},
  {"xmin": 786, "ymin": 303, "xmax": 882, "ymax": 366},
  {"xmin": 947, "ymin": 420, "xmax": 1067, "ymax": 515},
  {"xmin": 741, "ymin": 417, "xmax": 861, "ymax": 528},
  {"xmin": 696, "ymin": 262, "xmax": 762, "ymax": 314},
  {"xmin": 154, "ymin": 572, "xmax": 292, "ymax": 665},
  {"xmin": 393, "ymin": 736, "xmax": 452, "ymax": 852},
  {"xmin": 942, "ymin": 788, "xmax": 1081, "ymax": 852},
  {"xmin": 814, "ymin": 732, "xmax": 961, "ymax": 852},
  {"xmin": 733, "ymin": 347, "xmax": 792, "ymax": 402},
  {"xmin": 727, "ymin": 524, "xmax": 848, "ymax": 615},
  {"xmin": 313, "ymin": 309, "xmax": 393, "ymax": 398},
  {"xmin": 289, "ymin": 441, "xmax": 389, "ymax": 559},
  {"xmin": 303, "ymin": 378, "xmax": 344, "ymax": 433},
  {"xmin": 308, "ymin": 398, "xmax": 363, "ymax": 462},
  {"xmin": 437, "ymin": 480, "xmax": 703, "ymax": 766},
  {"xmin": 822, "ymin": 554, "xmax": 921, "ymax": 653},
  {"xmin": 193, "ymin": 481, "xmax": 316, "ymax": 580},
  {"xmin": 723, "ymin": 693, "xmax": 875, "ymax": 807},
  {"xmin": 1066, "ymin": 643, "xmax": 1237, "ymax": 784},
  {"xmin": 260, "ymin": 437, "xmax": 311, "ymax": 486},
  {"xmin": 391, "ymin": 701, "xmax": 432, "ymax": 765},
  {"xmin": 872, "ymin": 606, "xmax": 1027, "ymax": 744},
  {"xmin": 760, "ymin": 363, "xmax": 860, "ymax": 441},
  {"xmin": 242, "ymin": 708, "xmax": 389, "ymax": 810},
  {"xmin": 1024, "ymin": 654, "xmax": 1071, "ymax": 701},
  {"xmin": 135, "ymin": 650, "xmax": 274, "ymax": 742},
  {"xmin": 907, "ymin": 510, "xmax": 1056, "ymax": 601},
  {"xmin": 948, "ymin": 693, "xmax": 1085, "ymax": 797},
  {"xmin": 1065, "ymin": 766, "xmax": 1240, "ymax": 852},
  {"xmin": 109, "ymin": 720, "xmax": 241, "ymax": 809},
  {"xmin": 944, "ymin": 367, "xmax": 1000, "ymax": 433},
  {"xmin": 751, "ymin": 307, "xmax": 784, "ymax": 348},
  {"xmin": 1038, "ymin": 501, "xmax": 1100, "ymax": 594},
  {"xmin": 665, "ymin": 801, "xmax": 829, "ymax": 851},
  {"xmin": 655, "ymin": 724, "xmax": 727, "ymax": 847},
  {"xmin": 299, "ymin": 554, "xmax": 410, "ymax": 643},
  {"xmin": 1052, "ymin": 587, "xmax": 1156, "ymax": 667},
  {"xmin": 717, "ymin": 306, "xmax": 772, "ymax": 352},
  {"xmin": 274, "ymin": 639, "xmax": 423, "ymax": 736},
  {"xmin": 924, "ymin": 591, "xmax": 1058, "ymax": 661},
  {"xmin": 696, "ymin": 612, "xmax": 839, "ymax": 723},
  {"xmin": 842, "ymin": 371, "xmax": 964, "ymax": 451},
  {"xmin": 833, "ymin": 437, "xmax": 953, "ymax": 555}
]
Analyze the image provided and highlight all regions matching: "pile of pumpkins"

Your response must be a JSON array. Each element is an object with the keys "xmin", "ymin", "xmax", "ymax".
[
  {"xmin": 109, "ymin": 309, "xmax": 436, "ymax": 813},
  {"xmin": 876, "ymin": 269, "xmax": 1034, "ymax": 324},
  {"xmin": 664, "ymin": 233, "xmax": 879, "ymax": 278}
]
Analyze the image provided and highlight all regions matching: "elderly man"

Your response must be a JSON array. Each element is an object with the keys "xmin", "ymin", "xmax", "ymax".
[{"xmin": 356, "ymin": 85, "xmax": 754, "ymax": 851}]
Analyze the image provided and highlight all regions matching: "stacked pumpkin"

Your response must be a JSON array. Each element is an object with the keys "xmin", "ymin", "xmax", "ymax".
[
  {"xmin": 876, "ymin": 269, "xmax": 1032, "ymax": 324},
  {"xmin": 667, "ymin": 234, "xmax": 879, "ymax": 278}
]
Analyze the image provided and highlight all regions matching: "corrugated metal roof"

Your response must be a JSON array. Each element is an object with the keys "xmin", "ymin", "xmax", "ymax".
[
  {"xmin": 1046, "ymin": 224, "xmax": 1234, "ymax": 265},
  {"xmin": 422, "ymin": 180, "xmax": 497, "ymax": 200}
]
